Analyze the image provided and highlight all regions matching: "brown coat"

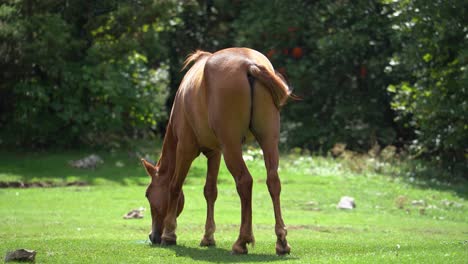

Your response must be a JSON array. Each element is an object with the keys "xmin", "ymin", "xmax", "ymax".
[{"xmin": 142, "ymin": 48, "xmax": 291, "ymax": 255}]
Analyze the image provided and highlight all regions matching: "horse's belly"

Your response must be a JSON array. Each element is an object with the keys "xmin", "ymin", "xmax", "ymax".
[
  {"xmin": 193, "ymin": 125, "xmax": 220, "ymax": 150},
  {"xmin": 186, "ymin": 109, "xmax": 221, "ymax": 150},
  {"xmin": 242, "ymin": 130, "xmax": 255, "ymax": 144}
]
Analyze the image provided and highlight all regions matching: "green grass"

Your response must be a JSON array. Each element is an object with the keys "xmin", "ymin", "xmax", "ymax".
[{"xmin": 0, "ymin": 149, "xmax": 467, "ymax": 263}]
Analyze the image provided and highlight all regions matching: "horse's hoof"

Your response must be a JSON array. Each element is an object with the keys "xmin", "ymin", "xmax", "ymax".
[
  {"xmin": 200, "ymin": 237, "xmax": 216, "ymax": 247},
  {"xmin": 149, "ymin": 233, "xmax": 161, "ymax": 245},
  {"xmin": 231, "ymin": 243, "xmax": 248, "ymax": 255},
  {"xmin": 275, "ymin": 241, "xmax": 291, "ymax": 256},
  {"xmin": 160, "ymin": 239, "xmax": 177, "ymax": 246},
  {"xmin": 276, "ymin": 247, "xmax": 291, "ymax": 256}
]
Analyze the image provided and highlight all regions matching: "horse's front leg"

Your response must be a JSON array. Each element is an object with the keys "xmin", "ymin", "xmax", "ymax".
[
  {"xmin": 161, "ymin": 141, "xmax": 199, "ymax": 246},
  {"xmin": 200, "ymin": 150, "xmax": 221, "ymax": 247}
]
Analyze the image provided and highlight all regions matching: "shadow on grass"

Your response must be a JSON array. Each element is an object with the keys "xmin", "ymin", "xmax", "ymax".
[
  {"xmin": 0, "ymin": 150, "xmax": 206, "ymax": 186},
  {"xmin": 160, "ymin": 244, "xmax": 295, "ymax": 263},
  {"xmin": 336, "ymin": 154, "xmax": 468, "ymax": 199},
  {"xmin": 396, "ymin": 161, "xmax": 468, "ymax": 199},
  {"xmin": 0, "ymin": 151, "xmax": 145, "ymax": 185}
]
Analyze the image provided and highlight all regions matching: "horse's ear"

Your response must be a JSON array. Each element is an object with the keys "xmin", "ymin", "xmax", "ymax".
[{"xmin": 141, "ymin": 159, "xmax": 158, "ymax": 178}]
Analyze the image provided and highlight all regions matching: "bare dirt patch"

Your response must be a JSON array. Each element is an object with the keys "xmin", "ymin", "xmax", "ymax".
[{"xmin": 288, "ymin": 225, "xmax": 360, "ymax": 233}]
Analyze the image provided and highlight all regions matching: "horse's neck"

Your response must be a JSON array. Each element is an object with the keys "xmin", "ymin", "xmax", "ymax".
[{"xmin": 156, "ymin": 123, "xmax": 177, "ymax": 186}]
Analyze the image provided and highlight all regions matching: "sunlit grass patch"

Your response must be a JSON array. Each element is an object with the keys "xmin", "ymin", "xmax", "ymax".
[{"xmin": 0, "ymin": 149, "xmax": 467, "ymax": 263}]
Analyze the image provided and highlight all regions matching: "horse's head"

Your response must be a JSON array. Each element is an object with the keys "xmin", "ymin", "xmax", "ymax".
[{"xmin": 140, "ymin": 159, "xmax": 185, "ymax": 244}]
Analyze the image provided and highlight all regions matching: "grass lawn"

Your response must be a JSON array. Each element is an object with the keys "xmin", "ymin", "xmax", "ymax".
[{"xmin": 0, "ymin": 148, "xmax": 467, "ymax": 263}]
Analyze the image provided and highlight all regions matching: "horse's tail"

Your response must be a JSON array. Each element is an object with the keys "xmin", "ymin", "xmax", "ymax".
[
  {"xmin": 182, "ymin": 50, "xmax": 212, "ymax": 71},
  {"xmin": 247, "ymin": 64, "xmax": 291, "ymax": 109}
]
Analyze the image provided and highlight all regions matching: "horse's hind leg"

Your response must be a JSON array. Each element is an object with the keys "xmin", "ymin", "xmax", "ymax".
[
  {"xmin": 251, "ymin": 89, "xmax": 290, "ymax": 254},
  {"xmin": 257, "ymin": 137, "xmax": 291, "ymax": 255},
  {"xmin": 200, "ymin": 150, "xmax": 221, "ymax": 247},
  {"xmin": 222, "ymin": 143, "xmax": 254, "ymax": 254}
]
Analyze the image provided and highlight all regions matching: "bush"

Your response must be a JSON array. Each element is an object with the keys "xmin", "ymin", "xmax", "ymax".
[
  {"xmin": 233, "ymin": 0, "xmax": 399, "ymax": 151},
  {"xmin": 0, "ymin": 0, "xmax": 170, "ymax": 147},
  {"xmin": 387, "ymin": 0, "xmax": 467, "ymax": 167}
]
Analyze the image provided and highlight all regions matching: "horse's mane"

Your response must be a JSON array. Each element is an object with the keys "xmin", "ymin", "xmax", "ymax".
[
  {"xmin": 181, "ymin": 50, "xmax": 212, "ymax": 71},
  {"xmin": 178, "ymin": 50, "xmax": 212, "ymax": 94}
]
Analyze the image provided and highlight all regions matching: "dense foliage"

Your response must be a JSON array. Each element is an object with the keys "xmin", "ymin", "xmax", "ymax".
[
  {"xmin": 387, "ymin": 0, "xmax": 467, "ymax": 167},
  {"xmin": 0, "ymin": 0, "xmax": 465, "ymax": 168},
  {"xmin": 233, "ymin": 1, "xmax": 399, "ymax": 151},
  {"xmin": 0, "ymin": 0, "xmax": 173, "ymax": 147}
]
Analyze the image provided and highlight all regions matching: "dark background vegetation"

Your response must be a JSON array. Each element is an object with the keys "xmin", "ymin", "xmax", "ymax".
[{"xmin": 0, "ymin": 0, "xmax": 466, "ymax": 175}]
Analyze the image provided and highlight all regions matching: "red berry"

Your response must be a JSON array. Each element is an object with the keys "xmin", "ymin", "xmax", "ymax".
[
  {"xmin": 360, "ymin": 66, "xmax": 367, "ymax": 78},
  {"xmin": 291, "ymin": 47, "xmax": 303, "ymax": 59}
]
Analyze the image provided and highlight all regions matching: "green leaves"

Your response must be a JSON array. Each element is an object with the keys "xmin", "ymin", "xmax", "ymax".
[
  {"xmin": 423, "ymin": 53, "xmax": 433, "ymax": 63},
  {"xmin": 0, "ymin": 0, "xmax": 172, "ymax": 148},
  {"xmin": 388, "ymin": 0, "xmax": 467, "ymax": 165},
  {"xmin": 234, "ymin": 0, "xmax": 398, "ymax": 151}
]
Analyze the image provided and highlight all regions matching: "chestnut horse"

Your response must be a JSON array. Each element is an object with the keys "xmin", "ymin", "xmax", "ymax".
[{"xmin": 141, "ymin": 47, "xmax": 291, "ymax": 255}]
